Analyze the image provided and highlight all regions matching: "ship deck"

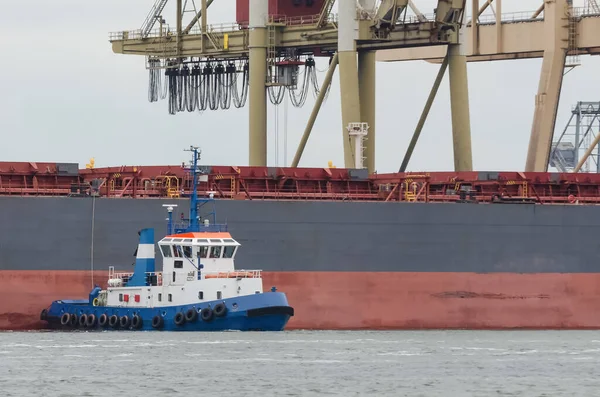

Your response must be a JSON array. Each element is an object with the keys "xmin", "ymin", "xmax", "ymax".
[{"xmin": 1, "ymin": 161, "xmax": 600, "ymax": 205}]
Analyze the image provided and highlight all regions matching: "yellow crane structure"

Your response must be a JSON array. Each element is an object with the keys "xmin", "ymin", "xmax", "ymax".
[
  {"xmin": 108, "ymin": 0, "xmax": 600, "ymax": 173},
  {"xmin": 378, "ymin": 0, "xmax": 600, "ymax": 172},
  {"xmin": 109, "ymin": 0, "xmax": 471, "ymax": 173}
]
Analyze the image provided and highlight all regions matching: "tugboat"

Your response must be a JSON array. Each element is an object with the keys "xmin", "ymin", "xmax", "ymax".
[{"xmin": 39, "ymin": 146, "xmax": 294, "ymax": 331}]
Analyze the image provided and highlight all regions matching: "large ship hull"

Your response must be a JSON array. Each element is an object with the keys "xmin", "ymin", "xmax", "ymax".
[
  {"xmin": 1, "ymin": 196, "xmax": 600, "ymax": 330},
  {"xmin": 2, "ymin": 271, "xmax": 600, "ymax": 330}
]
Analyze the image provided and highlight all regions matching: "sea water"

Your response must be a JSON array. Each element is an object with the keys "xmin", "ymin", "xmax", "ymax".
[{"xmin": 0, "ymin": 330, "xmax": 598, "ymax": 396}]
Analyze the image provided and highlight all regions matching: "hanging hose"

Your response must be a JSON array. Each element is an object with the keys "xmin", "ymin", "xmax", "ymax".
[
  {"xmin": 232, "ymin": 60, "xmax": 249, "ymax": 108},
  {"xmin": 148, "ymin": 58, "xmax": 162, "ymax": 103},
  {"xmin": 268, "ymin": 86, "xmax": 286, "ymax": 105},
  {"xmin": 288, "ymin": 57, "xmax": 319, "ymax": 108},
  {"xmin": 166, "ymin": 63, "xmax": 179, "ymax": 115},
  {"xmin": 157, "ymin": 58, "xmax": 253, "ymax": 113}
]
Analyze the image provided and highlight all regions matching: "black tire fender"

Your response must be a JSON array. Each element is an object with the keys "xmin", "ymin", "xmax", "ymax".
[
  {"xmin": 131, "ymin": 315, "xmax": 143, "ymax": 329},
  {"xmin": 60, "ymin": 313, "xmax": 71, "ymax": 326},
  {"xmin": 151, "ymin": 315, "xmax": 164, "ymax": 329},
  {"xmin": 213, "ymin": 303, "xmax": 227, "ymax": 318},
  {"xmin": 185, "ymin": 308, "xmax": 198, "ymax": 322},
  {"xmin": 119, "ymin": 315, "xmax": 130, "ymax": 328},
  {"xmin": 78, "ymin": 314, "xmax": 88, "ymax": 327},
  {"xmin": 174, "ymin": 312, "xmax": 186, "ymax": 326},
  {"xmin": 201, "ymin": 307, "xmax": 214, "ymax": 322},
  {"xmin": 86, "ymin": 314, "xmax": 97, "ymax": 327}
]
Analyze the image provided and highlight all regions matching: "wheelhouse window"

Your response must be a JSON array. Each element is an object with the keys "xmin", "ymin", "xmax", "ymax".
[
  {"xmin": 160, "ymin": 245, "xmax": 172, "ymax": 258},
  {"xmin": 172, "ymin": 245, "xmax": 183, "ymax": 258},
  {"xmin": 210, "ymin": 246, "xmax": 222, "ymax": 258},
  {"xmin": 223, "ymin": 246, "xmax": 236, "ymax": 258},
  {"xmin": 197, "ymin": 246, "xmax": 208, "ymax": 258},
  {"xmin": 183, "ymin": 245, "xmax": 193, "ymax": 259}
]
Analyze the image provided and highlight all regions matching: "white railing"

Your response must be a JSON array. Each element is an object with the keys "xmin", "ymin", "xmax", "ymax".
[
  {"xmin": 203, "ymin": 270, "xmax": 262, "ymax": 279},
  {"xmin": 107, "ymin": 267, "xmax": 162, "ymax": 286}
]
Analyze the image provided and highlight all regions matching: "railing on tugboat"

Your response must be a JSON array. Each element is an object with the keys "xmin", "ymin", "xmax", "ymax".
[
  {"xmin": 203, "ymin": 270, "xmax": 262, "ymax": 279},
  {"xmin": 171, "ymin": 220, "xmax": 228, "ymax": 234},
  {"xmin": 107, "ymin": 266, "xmax": 261, "ymax": 288}
]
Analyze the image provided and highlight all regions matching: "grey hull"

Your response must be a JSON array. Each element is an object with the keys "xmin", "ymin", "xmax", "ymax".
[{"xmin": 1, "ymin": 196, "xmax": 600, "ymax": 273}]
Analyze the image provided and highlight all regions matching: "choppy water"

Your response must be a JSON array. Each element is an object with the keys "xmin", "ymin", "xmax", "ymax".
[{"xmin": 0, "ymin": 330, "xmax": 598, "ymax": 396}]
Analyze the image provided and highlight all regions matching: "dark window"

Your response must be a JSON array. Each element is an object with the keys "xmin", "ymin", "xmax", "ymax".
[
  {"xmin": 160, "ymin": 245, "xmax": 172, "ymax": 258},
  {"xmin": 119, "ymin": 293, "xmax": 123, "ymax": 302},
  {"xmin": 183, "ymin": 246, "xmax": 193, "ymax": 258},
  {"xmin": 217, "ymin": 291, "xmax": 222, "ymax": 299},
  {"xmin": 198, "ymin": 291, "xmax": 204, "ymax": 300},
  {"xmin": 223, "ymin": 246, "xmax": 236, "ymax": 258},
  {"xmin": 210, "ymin": 246, "xmax": 222, "ymax": 258},
  {"xmin": 172, "ymin": 271, "xmax": 176, "ymax": 282},
  {"xmin": 168, "ymin": 294, "xmax": 172, "ymax": 302},
  {"xmin": 158, "ymin": 293, "xmax": 162, "ymax": 302},
  {"xmin": 174, "ymin": 260, "xmax": 183, "ymax": 269},
  {"xmin": 198, "ymin": 246, "xmax": 208, "ymax": 258}
]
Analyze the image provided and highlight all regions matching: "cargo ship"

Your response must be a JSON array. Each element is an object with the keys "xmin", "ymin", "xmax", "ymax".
[{"xmin": 2, "ymin": 157, "xmax": 600, "ymax": 331}]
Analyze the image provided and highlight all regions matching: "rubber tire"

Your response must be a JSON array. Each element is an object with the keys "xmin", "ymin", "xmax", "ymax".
[
  {"xmin": 151, "ymin": 315, "xmax": 164, "ymax": 329},
  {"xmin": 86, "ymin": 314, "xmax": 96, "ymax": 327},
  {"xmin": 185, "ymin": 308, "xmax": 198, "ymax": 322},
  {"xmin": 131, "ymin": 315, "xmax": 143, "ymax": 329},
  {"xmin": 109, "ymin": 314, "xmax": 119, "ymax": 328},
  {"xmin": 79, "ymin": 314, "xmax": 88, "ymax": 327},
  {"xmin": 174, "ymin": 312, "xmax": 186, "ymax": 326},
  {"xmin": 60, "ymin": 313, "xmax": 71, "ymax": 326},
  {"xmin": 201, "ymin": 307, "xmax": 213, "ymax": 322},
  {"xmin": 99, "ymin": 314, "xmax": 108, "ymax": 327},
  {"xmin": 120, "ymin": 315, "xmax": 130, "ymax": 329},
  {"xmin": 213, "ymin": 303, "xmax": 227, "ymax": 318},
  {"xmin": 40, "ymin": 309, "xmax": 48, "ymax": 321}
]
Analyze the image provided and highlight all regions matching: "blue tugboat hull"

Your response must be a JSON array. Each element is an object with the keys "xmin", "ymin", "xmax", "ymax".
[{"xmin": 42, "ymin": 291, "xmax": 293, "ymax": 332}]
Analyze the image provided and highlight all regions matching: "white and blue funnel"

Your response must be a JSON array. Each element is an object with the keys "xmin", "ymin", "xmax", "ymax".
[{"xmin": 127, "ymin": 228, "xmax": 155, "ymax": 287}]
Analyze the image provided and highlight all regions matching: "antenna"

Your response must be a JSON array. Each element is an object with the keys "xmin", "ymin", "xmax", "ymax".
[
  {"xmin": 90, "ymin": 194, "xmax": 96, "ymax": 288},
  {"xmin": 183, "ymin": 146, "xmax": 202, "ymax": 231},
  {"xmin": 163, "ymin": 203, "xmax": 178, "ymax": 235}
]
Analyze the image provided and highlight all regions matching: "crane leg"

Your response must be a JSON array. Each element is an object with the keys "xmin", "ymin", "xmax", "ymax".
[
  {"xmin": 359, "ymin": 51, "xmax": 376, "ymax": 173},
  {"xmin": 525, "ymin": 0, "xmax": 569, "ymax": 172},
  {"xmin": 248, "ymin": 0, "xmax": 268, "ymax": 166},
  {"xmin": 448, "ymin": 43, "xmax": 473, "ymax": 172}
]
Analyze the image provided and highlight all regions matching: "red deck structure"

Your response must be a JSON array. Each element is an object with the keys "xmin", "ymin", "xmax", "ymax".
[{"xmin": 1, "ymin": 161, "xmax": 600, "ymax": 205}]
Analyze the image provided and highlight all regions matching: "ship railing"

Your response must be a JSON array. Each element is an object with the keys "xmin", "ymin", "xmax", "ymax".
[
  {"xmin": 202, "ymin": 270, "xmax": 262, "ymax": 279},
  {"xmin": 172, "ymin": 222, "xmax": 228, "ymax": 234}
]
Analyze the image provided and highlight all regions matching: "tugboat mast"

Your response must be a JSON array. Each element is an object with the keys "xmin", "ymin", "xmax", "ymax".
[{"xmin": 185, "ymin": 145, "xmax": 201, "ymax": 232}]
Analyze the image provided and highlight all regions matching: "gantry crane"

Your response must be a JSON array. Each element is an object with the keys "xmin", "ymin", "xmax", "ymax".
[
  {"xmin": 378, "ymin": 0, "xmax": 600, "ymax": 172},
  {"xmin": 109, "ymin": 0, "xmax": 472, "ymax": 173}
]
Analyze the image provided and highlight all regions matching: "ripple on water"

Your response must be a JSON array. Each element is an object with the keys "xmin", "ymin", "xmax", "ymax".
[{"xmin": 0, "ymin": 330, "xmax": 599, "ymax": 396}]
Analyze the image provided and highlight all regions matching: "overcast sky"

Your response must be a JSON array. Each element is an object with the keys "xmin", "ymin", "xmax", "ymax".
[{"xmin": 1, "ymin": 0, "xmax": 599, "ymax": 172}]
